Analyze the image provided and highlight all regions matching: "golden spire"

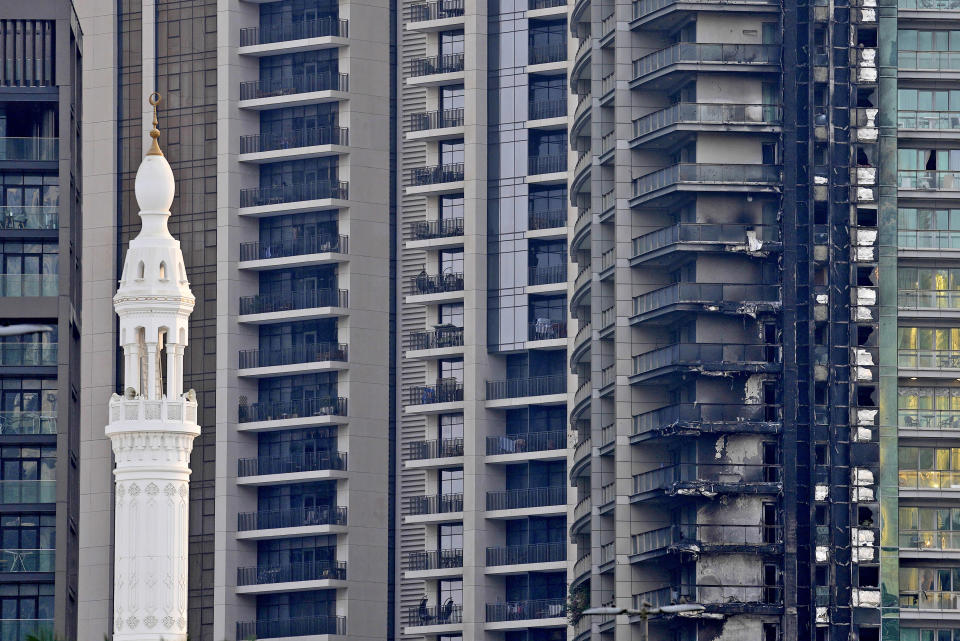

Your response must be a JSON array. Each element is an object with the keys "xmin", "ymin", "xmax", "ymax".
[{"xmin": 147, "ymin": 92, "xmax": 164, "ymax": 156}]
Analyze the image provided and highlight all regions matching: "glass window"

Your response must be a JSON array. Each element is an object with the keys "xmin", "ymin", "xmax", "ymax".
[
  {"xmin": 439, "ymin": 195, "xmax": 464, "ymax": 221},
  {"xmin": 256, "ymin": 589, "xmax": 335, "ymax": 620},
  {"xmin": 439, "ymin": 413, "xmax": 463, "ymax": 440},
  {"xmin": 438, "ymin": 303, "xmax": 464, "ymax": 327},
  {"xmin": 439, "ymin": 358, "xmax": 463, "ymax": 383},
  {"xmin": 439, "ymin": 468, "xmax": 463, "ymax": 496},
  {"xmin": 438, "ymin": 523, "xmax": 463, "ymax": 551},
  {"xmin": 439, "ymin": 140, "xmax": 464, "ymax": 166},
  {"xmin": 439, "ymin": 30, "xmax": 464, "ymax": 57},
  {"xmin": 439, "ymin": 578, "xmax": 463, "ymax": 606},
  {"xmin": 439, "ymin": 85, "xmax": 464, "ymax": 112}
]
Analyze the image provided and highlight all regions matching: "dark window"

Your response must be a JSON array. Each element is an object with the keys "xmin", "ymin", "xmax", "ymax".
[
  {"xmin": 256, "ymin": 589, "xmax": 335, "ymax": 620},
  {"xmin": 439, "ymin": 413, "xmax": 464, "ymax": 440},
  {"xmin": 439, "ymin": 195, "xmax": 464, "ymax": 220},
  {"xmin": 440, "ymin": 85, "xmax": 465, "ymax": 111},
  {"xmin": 257, "ymin": 372, "xmax": 338, "ymax": 405},
  {"xmin": 439, "ymin": 523, "xmax": 463, "ymax": 550},
  {"xmin": 439, "ymin": 140, "xmax": 464, "ymax": 165},
  {"xmin": 439, "ymin": 30, "xmax": 464, "ymax": 56}
]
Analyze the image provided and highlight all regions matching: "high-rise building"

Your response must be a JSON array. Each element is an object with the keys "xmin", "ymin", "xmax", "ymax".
[{"xmin": 0, "ymin": 1, "xmax": 82, "ymax": 640}]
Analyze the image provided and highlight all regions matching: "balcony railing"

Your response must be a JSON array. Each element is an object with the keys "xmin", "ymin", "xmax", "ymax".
[
  {"xmin": 633, "ymin": 343, "xmax": 777, "ymax": 376},
  {"xmin": 408, "ymin": 380, "xmax": 464, "ymax": 405},
  {"xmin": 240, "ymin": 127, "xmax": 349, "ymax": 154},
  {"xmin": 237, "ymin": 451, "xmax": 347, "ymax": 477},
  {"xmin": 529, "ymin": 43, "xmax": 566, "ymax": 65},
  {"xmin": 899, "ymin": 289, "xmax": 960, "ymax": 309},
  {"xmin": 239, "ymin": 180, "xmax": 349, "ymax": 207},
  {"xmin": 900, "ymin": 528, "xmax": 960, "ymax": 550},
  {"xmin": 900, "ymin": 50, "xmax": 960, "ymax": 71},
  {"xmin": 236, "ymin": 560, "xmax": 346, "ymax": 586},
  {"xmin": 409, "ymin": 326, "xmax": 464, "ymax": 350},
  {"xmin": 0, "ymin": 343, "xmax": 57, "ymax": 366},
  {"xmin": 899, "ymin": 469, "xmax": 960, "ymax": 489},
  {"xmin": 0, "ymin": 206, "xmax": 58, "ymax": 230},
  {"xmin": 240, "ymin": 73, "xmax": 349, "ymax": 100},
  {"xmin": 633, "ymin": 103, "xmax": 781, "ymax": 138},
  {"xmin": 632, "ymin": 283, "xmax": 780, "ymax": 316},
  {"xmin": 900, "ymin": 408, "xmax": 960, "ymax": 430},
  {"xmin": 0, "ymin": 480, "xmax": 56, "ymax": 504},
  {"xmin": 0, "ymin": 411, "xmax": 57, "ymax": 435},
  {"xmin": 410, "ymin": 108, "xmax": 465, "ymax": 132},
  {"xmin": 632, "ymin": 524, "xmax": 782, "ymax": 555},
  {"xmin": 633, "ymin": 164, "xmax": 780, "ymax": 198},
  {"xmin": 899, "ymin": 349, "xmax": 960, "ymax": 369},
  {"xmin": 486, "ymin": 374, "xmax": 566, "ymax": 400},
  {"xmin": 531, "ymin": 0, "xmax": 567, "ymax": 7},
  {"xmin": 237, "ymin": 616, "xmax": 346, "ymax": 640},
  {"xmin": 486, "ymin": 429, "xmax": 565, "ymax": 455},
  {"xmin": 633, "ymin": 403, "xmax": 781, "ymax": 435},
  {"xmin": 899, "ymin": 110, "xmax": 960, "ymax": 131},
  {"xmin": 486, "ymin": 486, "xmax": 567, "ymax": 510},
  {"xmin": 409, "ymin": 0, "xmax": 465, "ymax": 21},
  {"xmin": 408, "ymin": 548, "xmax": 463, "ymax": 570},
  {"xmin": 528, "ymin": 154, "xmax": 566, "ymax": 175},
  {"xmin": 411, "ymin": 271, "xmax": 464, "ymax": 295},
  {"xmin": 632, "ymin": 0, "xmax": 778, "ymax": 19},
  {"xmin": 407, "ymin": 603, "xmax": 464, "ymax": 627},
  {"xmin": 411, "ymin": 163, "xmax": 465, "ymax": 186},
  {"xmin": 0, "ymin": 621, "xmax": 53, "ymax": 641},
  {"xmin": 240, "ymin": 233, "xmax": 347, "ymax": 262},
  {"xmin": 632, "ymin": 223, "xmax": 779, "ymax": 258},
  {"xmin": 900, "ymin": 591, "xmax": 960, "ymax": 610},
  {"xmin": 899, "ymin": 0, "xmax": 960, "ymax": 7},
  {"xmin": 0, "ymin": 137, "xmax": 57, "ymax": 162},
  {"xmin": 238, "ymin": 397, "xmax": 348, "ymax": 423},
  {"xmin": 407, "ymin": 493, "xmax": 464, "ymax": 515},
  {"xmin": 528, "ymin": 209, "xmax": 566, "ymax": 230},
  {"xmin": 529, "ymin": 99, "xmax": 567, "ymax": 120},
  {"xmin": 632, "ymin": 43, "xmax": 780, "ymax": 81},
  {"xmin": 238, "ymin": 342, "xmax": 348, "ymax": 369},
  {"xmin": 0, "ymin": 548, "xmax": 54, "ymax": 572},
  {"xmin": 410, "ymin": 53, "xmax": 465, "ymax": 76},
  {"xmin": 529, "ymin": 264, "xmax": 565, "ymax": 286},
  {"xmin": 633, "ymin": 463, "xmax": 780, "ymax": 494},
  {"xmin": 240, "ymin": 17, "xmax": 348, "ymax": 47},
  {"xmin": 634, "ymin": 584, "xmax": 782, "ymax": 609},
  {"xmin": 899, "ymin": 170, "xmax": 960, "ymax": 191},
  {"xmin": 486, "ymin": 542, "xmax": 566, "ymax": 566},
  {"xmin": 0, "ymin": 274, "xmax": 57, "ymax": 297},
  {"xmin": 239, "ymin": 288, "xmax": 348, "ymax": 315},
  {"xmin": 486, "ymin": 598, "xmax": 566, "ymax": 622},
  {"xmin": 528, "ymin": 319, "xmax": 566, "ymax": 341},
  {"xmin": 411, "ymin": 218, "xmax": 464, "ymax": 240},
  {"xmin": 237, "ymin": 505, "xmax": 347, "ymax": 531},
  {"xmin": 407, "ymin": 437, "xmax": 464, "ymax": 460}
]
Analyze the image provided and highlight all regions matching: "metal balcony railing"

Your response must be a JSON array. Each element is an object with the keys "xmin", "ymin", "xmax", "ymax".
[
  {"xmin": 486, "ymin": 542, "xmax": 566, "ymax": 566},
  {"xmin": 632, "ymin": 43, "xmax": 780, "ymax": 81},
  {"xmin": 486, "ymin": 486, "xmax": 567, "ymax": 510},
  {"xmin": 238, "ymin": 397, "xmax": 348, "ymax": 423},
  {"xmin": 486, "ymin": 598, "xmax": 566, "ymax": 622},
  {"xmin": 0, "ymin": 343, "xmax": 57, "ymax": 366},
  {"xmin": 0, "ymin": 411, "xmax": 57, "ymax": 435},
  {"xmin": 900, "ymin": 50, "xmax": 960, "ymax": 71},
  {"xmin": 899, "ymin": 109, "xmax": 960, "ymax": 131},
  {"xmin": 486, "ymin": 429, "xmax": 565, "ymax": 455},
  {"xmin": 899, "ymin": 0, "xmax": 960, "ymax": 7},
  {"xmin": 899, "ymin": 289, "xmax": 960, "ymax": 309},
  {"xmin": 899, "ymin": 228, "xmax": 960, "ymax": 250},
  {"xmin": 528, "ymin": 209, "xmax": 565, "ymax": 230},
  {"xmin": 237, "ymin": 505, "xmax": 347, "ymax": 531},
  {"xmin": 238, "ymin": 342, "xmax": 348, "ymax": 369},
  {"xmin": 485, "ymin": 374, "xmax": 566, "ymax": 400},
  {"xmin": 409, "ymin": 326, "xmax": 463, "ymax": 350},
  {"xmin": 900, "ymin": 591, "xmax": 960, "ymax": 610},
  {"xmin": 239, "ymin": 288, "xmax": 348, "ymax": 315},
  {"xmin": 407, "ymin": 603, "xmax": 464, "ymax": 627},
  {"xmin": 899, "ymin": 469, "xmax": 960, "ymax": 489},
  {"xmin": 410, "ymin": 108, "xmax": 465, "ymax": 132},
  {"xmin": 407, "ymin": 493, "xmax": 464, "ymax": 515},
  {"xmin": 633, "ymin": 343, "xmax": 778, "ymax": 376},
  {"xmin": 0, "ymin": 206, "xmax": 58, "ymax": 230},
  {"xmin": 408, "ymin": 548, "xmax": 463, "ymax": 570},
  {"xmin": 900, "ymin": 528, "xmax": 960, "ymax": 550},
  {"xmin": 410, "ymin": 53, "xmax": 465, "ymax": 76},
  {"xmin": 408, "ymin": 380, "xmax": 464, "ymax": 405},
  {"xmin": 633, "ymin": 403, "xmax": 781, "ymax": 435},
  {"xmin": 529, "ymin": 43, "xmax": 566, "ymax": 65},
  {"xmin": 634, "ymin": 584, "xmax": 782, "ymax": 609},
  {"xmin": 528, "ymin": 264, "xmax": 565, "ymax": 286},
  {"xmin": 632, "ymin": 524, "xmax": 783, "ymax": 555},
  {"xmin": 240, "ymin": 18, "xmax": 348, "ymax": 46},
  {"xmin": 407, "ymin": 437, "xmax": 464, "ymax": 460},
  {"xmin": 240, "ymin": 127, "xmax": 349, "ymax": 154},
  {"xmin": 531, "ymin": 0, "xmax": 566, "ymax": 7},
  {"xmin": 0, "ymin": 480, "xmax": 58, "ymax": 504},
  {"xmin": 411, "ymin": 271, "xmax": 464, "ymax": 295},
  {"xmin": 632, "ymin": 283, "xmax": 780, "ymax": 316},
  {"xmin": 528, "ymin": 154, "xmax": 566, "ymax": 175},
  {"xmin": 0, "ymin": 549, "xmax": 54, "ymax": 572},
  {"xmin": 632, "ymin": 0, "xmax": 777, "ymax": 20},
  {"xmin": 529, "ymin": 99, "xmax": 567, "ymax": 120},
  {"xmin": 528, "ymin": 319, "xmax": 566, "ymax": 341},
  {"xmin": 240, "ymin": 233, "xmax": 347, "ymax": 262},
  {"xmin": 240, "ymin": 73, "xmax": 349, "ymax": 100},
  {"xmin": 0, "ymin": 274, "xmax": 57, "ymax": 297},
  {"xmin": 0, "ymin": 137, "xmax": 57, "ymax": 161},
  {"xmin": 899, "ymin": 170, "xmax": 960, "ymax": 190},
  {"xmin": 900, "ymin": 408, "xmax": 960, "ymax": 431},
  {"xmin": 411, "ymin": 162, "xmax": 465, "ymax": 186},
  {"xmin": 633, "ymin": 463, "xmax": 781, "ymax": 494},
  {"xmin": 236, "ymin": 560, "xmax": 346, "ymax": 586},
  {"xmin": 632, "ymin": 223, "xmax": 779, "ymax": 258},
  {"xmin": 237, "ymin": 451, "xmax": 347, "ymax": 477},
  {"xmin": 899, "ymin": 349, "xmax": 960, "ymax": 369},
  {"xmin": 411, "ymin": 218, "xmax": 464, "ymax": 240},
  {"xmin": 237, "ymin": 616, "xmax": 346, "ymax": 640},
  {"xmin": 633, "ymin": 164, "xmax": 781, "ymax": 198},
  {"xmin": 633, "ymin": 103, "xmax": 781, "ymax": 138},
  {"xmin": 239, "ymin": 180, "xmax": 349, "ymax": 207},
  {"xmin": 409, "ymin": 0, "xmax": 465, "ymax": 21}
]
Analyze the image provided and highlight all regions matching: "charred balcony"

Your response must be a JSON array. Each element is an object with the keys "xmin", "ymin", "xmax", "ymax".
[
  {"xmin": 633, "ymin": 582, "xmax": 783, "ymax": 616},
  {"xmin": 630, "ymin": 523, "xmax": 784, "ymax": 562},
  {"xmin": 631, "ymin": 462, "xmax": 782, "ymax": 501},
  {"xmin": 631, "ymin": 223, "xmax": 781, "ymax": 268},
  {"xmin": 631, "ymin": 402, "xmax": 782, "ymax": 443},
  {"xmin": 630, "ymin": 282, "xmax": 780, "ymax": 324},
  {"xmin": 630, "ymin": 342, "xmax": 780, "ymax": 384}
]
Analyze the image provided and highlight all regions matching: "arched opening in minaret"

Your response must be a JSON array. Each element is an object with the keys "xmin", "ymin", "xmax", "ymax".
[
  {"xmin": 159, "ymin": 261, "xmax": 167, "ymax": 281},
  {"xmin": 157, "ymin": 327, "xmax": 168, "ymax": 398},
  {"xmin": 137, "ymin": 261, "xmax": 145, "ymax": 280}
]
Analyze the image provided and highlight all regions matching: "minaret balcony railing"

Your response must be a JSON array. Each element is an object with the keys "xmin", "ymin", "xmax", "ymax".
[
  {"xmin": 409, "ymin": 326, "xmax": 464, "ymax": 350},
  {"xmin": 407, "ymin": 437, "xmax": 464, "ymax": 460},
  {"xmin": 410, "ymin": 218, "xmax": 464, "ymax": 240},
  {"xmin": 408, "ymin": 380, "xmax": 464, "ymax": 405},
  {"xmin": 239, "ymin": 180, "xmax": 349, "ymax": 208},
  {"xmin": 633, "ymin": 102, "xmax": 781, "ymax": 139},
  {"xmin": 632, "ymin": 463, "xmax": 781, "ymax": 496},
  {"xmin": 409, "ymin": 108, "xmax": 465, "ymax": 132},
  {"xmin": 238, "ymin": 397, "xmax": 348, "ymax": 423},
  {"xmin": 0, "ymin": 137, "xmax": 57, "ymax": 162},
  {"xmin": 899, "ymin": 50, "xmax": 960, "ymax": 71},
  {"xmin": 238, "ymin": 288, "xmax": 349, "ymax": 315},
  {"xmin": 633, "ymin": 403, "xmax": 782, "ymax": 436},
  {"xmin": 410, "ymin": 271, "xmax": 464, "ymax": 295},
  {"xmin": 237, "ymin": 505, "xmax": 347, "ymax": 531},
  {"xmin": 410, "ymin": 162, "xmax": 464, "ymax": 186},
  {"xmin": 632, "ymin": 43, "xmax": 780, "ymax": 84},
  {"xmin": 632, "ymin": 283, "xmax": 780, "ymax": 318},
  {"xmin": 239, "ymin": 17, "xmax": 349, "ymax": 46},
  {"xmin": 528, "ymin": 153, "xmax": 566, "ymax": 175},
  {"xmin": 239, "ymin": 343, "xmax": 348, "ymax": 369},
  {"xmin": 407, "ymin": 493, "xmax": 464, "ymax": 515},
  {"xmin": 486, "ymin": 429, "xmax": 565, "ymax": 455},
  {"xmin": 528, "ymin": 208, "xmax": 566, "ymax": 230},
  {"xmin": 528, "ymin": 264, "xmax": 566, "ymax": 286},
  {"xmin": 240, "ymin": 234, "xmax": 347, "ymax": 262},
  {"xmin": 237, "ymin": 451, "xmax": 347, "ymax": 477},
  {"xmin": 485, "ymin": 374, "xmax": 566, "ymax": 400},
  {"xmin": 529, "ymin": 43, "xmax": 567, "ymax": 65},
  {"xmin": 631, "ymin": 223, "xmax": 780, "ymax": 260},
  {"xmin": 900, "ymin": 408, "xmax": 960, "ymax": 431},
  {"xmin": 899, "ymin": 348, "xmax": 960, "ymax": 369},
  {"xmin": 409, "ymin": 0, "xmax": 465, "ymax": 22},
  {"xmin": 0, "ymin": 548, "xmax": 54, "ymax": 572},
  {"xmin": 236, "ymin": 560, "xmax": 346, "ymax": 586},
  {"xmin": 239, "ymin": 72, "xmax": 349, "ymax": 100},
  {"xmin": 899, "ymin": 170, "xmax": 960, "ymax": 191},
  {"xmin": 486, "ymin": 542, "xmax": 566, "ymax": 566},
  {"xmin": 0, "ymin": 480, "xmax": 56, "ymax": 504},
  {"xmin": 632, "ymin": 164, "xmax": 781, "ymax": 200},
  {"xmin": 0, "ymin": 206, "xmax": 58, "ymax": 230},
  {"xmin": 240, "ymin": 127, "xmax": 349, "ymax": 154},
  {"xmin": 407, "ymin": 603, "xmax": 464, "ymax": 627},
  {"xmin": 237, "ymin": 615, "xmax": 346, "ymax": 640},
  {"xmin": 529, "ymin": 99, "xmax": 567, "ymax": 120},
  {"xmin": 485, "ymin": 598, "xmax": 566, "ymax": 622},
  {"xmin": 408, "ymin": 548, "xmax": 463, "ymax": 570},
  {"xmin": 0, "ymin": 274, "xmax": 57, "ymax": 298},
  {"xmin": 0, "ymin": 411, "xmax": 57, "ymax": 435},
  {"xmin": 486, "ymin": 486, "xmax": 566, "ymax": 510},
  {"xmin": 108, "ymin": 395, "xmax": 199, "ymax": 426},
  {"xmin": 409, "ymin": 53, "xmax": 465, "ymax": 77},
  {"xmin": 528, "ymin": 319, "xmax": 566, "ymax": 341},
  {"xmin": 899, "ymin": 109, "xmax": 960, "ymax": 131}
]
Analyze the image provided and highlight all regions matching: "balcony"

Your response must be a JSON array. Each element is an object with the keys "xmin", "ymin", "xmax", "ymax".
[
  {"xmin": 632, "ymin": 343, "xmax": 779, "ymax": 382},
  {"xmin": 899, "ymin": 289, "xmax": 960, "ymax": 313},
  {"xmin": 0, "ymin": 206, "xmax": 58, "ymax": 231},
  {"xmin": 632, "ymin": 102, "xmax": 781, "ymax": 147},
  {"xmin": 0, "ymin": 621, "xmax": 53, "ymax": 641},
  {"xmin": 486, "ymin": 486, "xmax": 567, "ymax": 510},
  {"xmin": 634, "ymin": 584, "xmax": 782, "ymax": 615},
  {"xmin": 899, "ymin": 110, "xmax": 960, "ymax": 134},
  {"xmin": 631, "ymin": 223, "xmax": 780, "ymax": 267},
  {"xmin": 528, "ymin": 320, "xmax": 566, "ymax": 342},
  {"xmin": 410, "ymin": 219, "xmax": 464, "ymax": 243},
  {"xmin": 410, "ymin": 271, "xmax": 464, "ymax": 297},
  {"xmin": 0, "ymin": 343, "xmax": 57, "ymax": 367},
  {"xmin": 237, "ymin": 616, "xmax": 346, "ymax": 640},
  {"xmin": 900, "ymin": 527, "xmax": 960, "ymax": 551},
  {"xmin": 409, "ymin": 108, "xmax": 465, "ymax": 133},
  {"xmin": 899, "ymin": 0, "xmax": 960, "ymax": 7},
  {"xmin": 528, "ymin": 264, "xmax": 566, "ymax": 287},
  {"xmin": 0, "ymin": 548, "xmax": 54, "ymax": 572},
  {"xmin": 238, "ymin": 397, "xmax": 348, "ymax": 423},
  {"xmin": 409, "ymin": 326, "xmax": 464, "ymax": 351},
  {"xmin": 899, "ymin": 228, "xmax": 960, "ymax": 251},
  {"xmin": 631, "ymin": 43, "xmax": 780, "ymax": 91},
  {"xmin": 237, "ymin": 451, "xmax": 347, "ymax": 477},
  {"xmin": 408, "ymin": 380, "xmax": 464, "ymax": 406},
  {"xmin": 900, "ymin": 591, "xmax": 960, "ymax": 611},
  {"xmin": 239, "ymin": 73, "xmax": 349, "ymax": 101},
  {"xmin": 632, "ymin": 463, "xmax": 781, "ymax": 499},
  {"xmin": 407, "ymin": 437, "xmax": 464, "ymax": 460},
  {"xmin": 633, "ymin": 403, "xmax": 781, "ymax": 441},
  {"xmin": 899, "ymin": 349, "xmax": 960, "ymax": 371},
  {"xmin": 239, "ymin": 127, "xmax": 349, "ymax": 160},
  {"xmin": 632, "ymin": 283, "xmax": 780, "ymax": 323},
  {"xmin": 410, "ymin": 163, "xmax": 465, "ymax": 188},
  {"xmin": 899, "ymin": 468, "xmax": 960, "ymax": 490},
  {"xmin": 528, "ymin": 209, "xmax": 566, "ymax": 231},
  {"xmin": 408, "ymin": 549, "xmax": 463, "ymax": 571},
  {"xmin": 0, "ymin": 480, "xmax": 59, "ymax": 504},
  {"xmin": 486, "ymin": 375, "xmax": 566, "ymax": 401},
  {"xmin": 486, "ymin": 542, "xmax": 566, "ymax": 566},
  {"xmin": 237, "ymin": 505, "xmax": 347, "ymax": 531},
  {"xmin": 486, "ymin": 429, "xmax": 566, "ymax": 455},
  {"xmin": 240, "ymin": 234, "xmax": 347, "ymax": 265},
  {"xmin": 531, "ymin": 0, "xmax": 567, "ymax": 7},
  {"xmin": 407, "ymin": 493, "xmax": 464, "ymax": 515},
  {"xmin": 529, "ymin": 43, "xmax": 566, "ymax": 66},
  {"xmin": 486, "ymin": 598, "xmax": 566, "ymax": 623},
  {"xmin": 239, "ymin": 18, "xmax": 349, "ymax": 47},
  {"xmin": 238, "ymin": 288, "xmax": 348, "ymax": 317},
  {"xmin": 239, "ymin": 180, "xmax": 349, "ymax": 209},
  {"xmin": 409, "ymin": 53, "xmax": 465, "ymax": 77},
  {"xmin": 0, "ymin": 411, "xmax": 57, "ymax": 435},
  {"xmin": 239, "ymin": 343, "xmax": 348, "ymax": 371},
  {"xmin": 632, "ymin": 0, "xmax": 778, "ymax": 29},
  {"xmin": 900, "ymin": 408, "xmax": 960, "ymax": 431},
  {"xmin": 899, "ymin": 50, "xmax": 960, "ymax": 72},
  {"xmin": 0, "ymin": 274, "xmax": 57, "ymax": 297},
  {"xmin": 236, "ymin": 560, "xmax": 346, "ymax": 586},
  {"xmin": 529, "ymin": 99, "xmax": 567, "ymax": 121},
  {"xmin": 631, "ymin": 523, "xmax": 782, "ymax": 560},
  {"xmin": 0, "ymin": 137, "xmax": 57, "ymax": 162},
  {"xmin": 899, "ymin": 170, "xmax": 960, "ymax": 192},
  {"xmin": 409, "ymin": 0, "xmax": 465, "ymax": 22},
  {"xmin": 407, "ymin": 603, "xmax": 464, "ymax": 627},
  {"xmin": 528, "ymin": 154, "xmax": 566, "ymax": 176},
  {"xmin": 631, "ymin": 163, "xmax": 781, "ymax": 207}
]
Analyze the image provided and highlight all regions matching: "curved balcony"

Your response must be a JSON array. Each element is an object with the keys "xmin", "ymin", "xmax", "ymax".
[
  {"xmin": 899, "ymin": 169, "xmax": 960, "ymax": 193},
  {"xmin": 237, "ymin": 505, "xmax": 347, "ymax": 532},
  {"xmin": 631, "ymin": 163, "xmax": 781, "ymax": 208},
  {"xmin": 529, "ymin": 99, "xmax": 567, "ymax": 122},
  {"xmin": 632, "ymin": 342, "xmax": 779, "ymax": 383},
  {"xmin": 240, "ymin": 234, "xmax": 347, "ymax": 264},
  {"xmin": 237, "ymin": 451, "xmax": 347, "ymax": 478},
  {"xmin": 408, "ymin": 548, "xmax": 463, "ymax": 571},
  {"xmin": 408, "ymin": 380, "xmax": 464, "ymax": 405},
  {"xmin": 486, "ymin": 542, "xmax": 565, "ymax": 567},
  {"xmin": 0, "ymin": 548, "xmax": 54, "ymax": 572},
  {"xmin": 239, "ymin": 344, "xmax": 348, "ymax": 373},
  {"xmin": 239, "ymin": 18, "xmax": 348, "ymax": 47},
  {"xmin": 631, "ymin": 43, "xmax": 780, "ymax": 92},
  {"xmin": 409, "ymin": 326, "xmax": 464, "ymax": 351},
  {"xmin": 571, "ymin": 321, "xmax": 591, "ymax": 367},
  {"xmin": 570, "ymin": 39, "xmax": 592, "ymax": 89},
  {"xmin": 238, "ymin": 397, "xmax": 348, "ymax": 424},
  {"xmin": 410, "ymin": 218, "xmax": 464, "ymax": 241},
  {"xmin": 570, "ymin": 436, "xmax": 592, "ymax": 481},
  {"xmin": 239, "ymin": 127, "xmax": 349, "ymax": 162},
  {"xmin": 631, "ymin": 523, "xmax": 782, "ymax": 561},
  {"xmin": 570, "ymin": 379, "xmax": 591, "ymax": 424},
  {"xmin": 407, "ymin": 603, "xmax": 463, "ymax": 628},
  {"xmin": 409, "ymin": 108, "xmax": 465, "ymax": 135},
  {"xmin": 529, "ymin": 43, "xmax": 567, "ymax": 66},
  {"xmin": 486, "ymin": 598, "xmax": 566, "ymax": 623},
  {"xmin": 631, "ymin": 222, "xmax": 780, "ymax": 267},
  {"xmin": 410, "ymin": 0, "xmax": 465, "ymax": 22},
  {"xmin": 571, "ymin": 496, "xmax": 592, "ymax": 535},
  {"xmin": 571, "ymin": 266, "xmax": 592, "ymax": 309},
  {"xmin": 633, "ymin": 402, "xmax": 781, "ymax": 442},
  {"xmin": 0, "ymin": 411, "xmax": 57, "ymax": 435},
  {"xmin": 572, "ymin": 93, "xmax": 592, "ymax": 140},
  {"xmin": 237, "ymin": 616, "xmax": 346, "ymax": 640},
  {"xmin": 239, "ymin": 73, "xmax": 349, "ymax": 103},
  {"xmin": 485, "ymin": 374, "xmax": 566, "ymax": 402},
  {"xmin": 632, "ymin": 462, "xmax": 781, "ymax": 501},
  {"xmin": 0, "ymin": 137, "xmax": 57, "ymax": 162},
  {"xmin": 631, "ymin": 282, "xmax": 780, "ymax": 324},
  {"xmin": 571, "ymin": 207, "xmax": 592, "ymax": 254},
  {"xmin": 409, "ymin": 53, "xmax": 465, "ymax": 78},
  {"xmin": 239, "ymin": 180, "xmax": 349, "ymax": 210},
  {"xmin": 407, "ymin": 493, "xmax": 464, "ymax": 515},
  {"xmin": 0, "ymin": 206, "xmax": 58, "ymax": 231},
  {"xmin": 0, "ymin": 343, "xmax": 57, "ymax": 367},
  {"xmin": 407, "ymin": 437, "xmax": 464, "ymax": 460},
  {"xmin": 486, "ymin": 486, "xmax": 567, "ymax": 511},
  {"xmin": 237, "ymin": 560, "xmax": 346, "ymax": 587},
  {"xmin": 571, "ymin": 553, "xmax": 591, "ymax": 588},
  {"xmin": 486, "ymin": 429, "xmax": 565, "ymax": 456},
  {"xmin": 632, "ymin": 0, "xmax": 778, "ymax": 30},
  {"xmin": 632, "ymin": 102, "xmax": 781, "ymax": 148},
  {"xmin": 634, "ymin": 584, "xmax": 782, "ymax": 615},
  {"xmin": 238, "ymin": 288, "xmax": 348, "ymax": 317},
  {"xmin": 572, "ymin": 152, "xmax": 591, "ymax": 192}
]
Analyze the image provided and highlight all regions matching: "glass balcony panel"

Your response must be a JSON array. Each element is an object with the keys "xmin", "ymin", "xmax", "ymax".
[
  {"xmin": 0, "ymin": 138, "xmax": 57, "ymax": 161},
  {"xmin": 0, "ymin": 275, "xmax": 58, "ymax": 298},
  {"xmin": 0, "ymin": 549, "xmax": 54, "ymax": 572},
  {"xmin": 0, "ymin": 411, "xmax": 57, "ymax": 435},
  {"xmin": 0, "ymin": 206, "xmax": 58, "ymax": 230},
  {"xmin": 0, "ymin": 343, "xmax": 57, "ymax": 366},
  {"xmin": 0, "ymin": 480, "xmax": 56, "ymax": 504}
]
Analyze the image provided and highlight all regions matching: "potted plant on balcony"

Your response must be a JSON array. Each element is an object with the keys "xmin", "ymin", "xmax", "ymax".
[{"xmin": 566, "ymin": 586, "xmax": 589, "ymax": 625}]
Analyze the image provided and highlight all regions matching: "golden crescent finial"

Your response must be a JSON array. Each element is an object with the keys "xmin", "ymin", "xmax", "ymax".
[{"xmin": 147, "ymin": 92, "xmax": 164, "ymax": 157}]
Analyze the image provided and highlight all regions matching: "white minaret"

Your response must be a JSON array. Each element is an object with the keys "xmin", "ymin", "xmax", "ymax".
[{"xmin": 105, "ymin": 94, "xmax": 199, "ymax": 641}]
